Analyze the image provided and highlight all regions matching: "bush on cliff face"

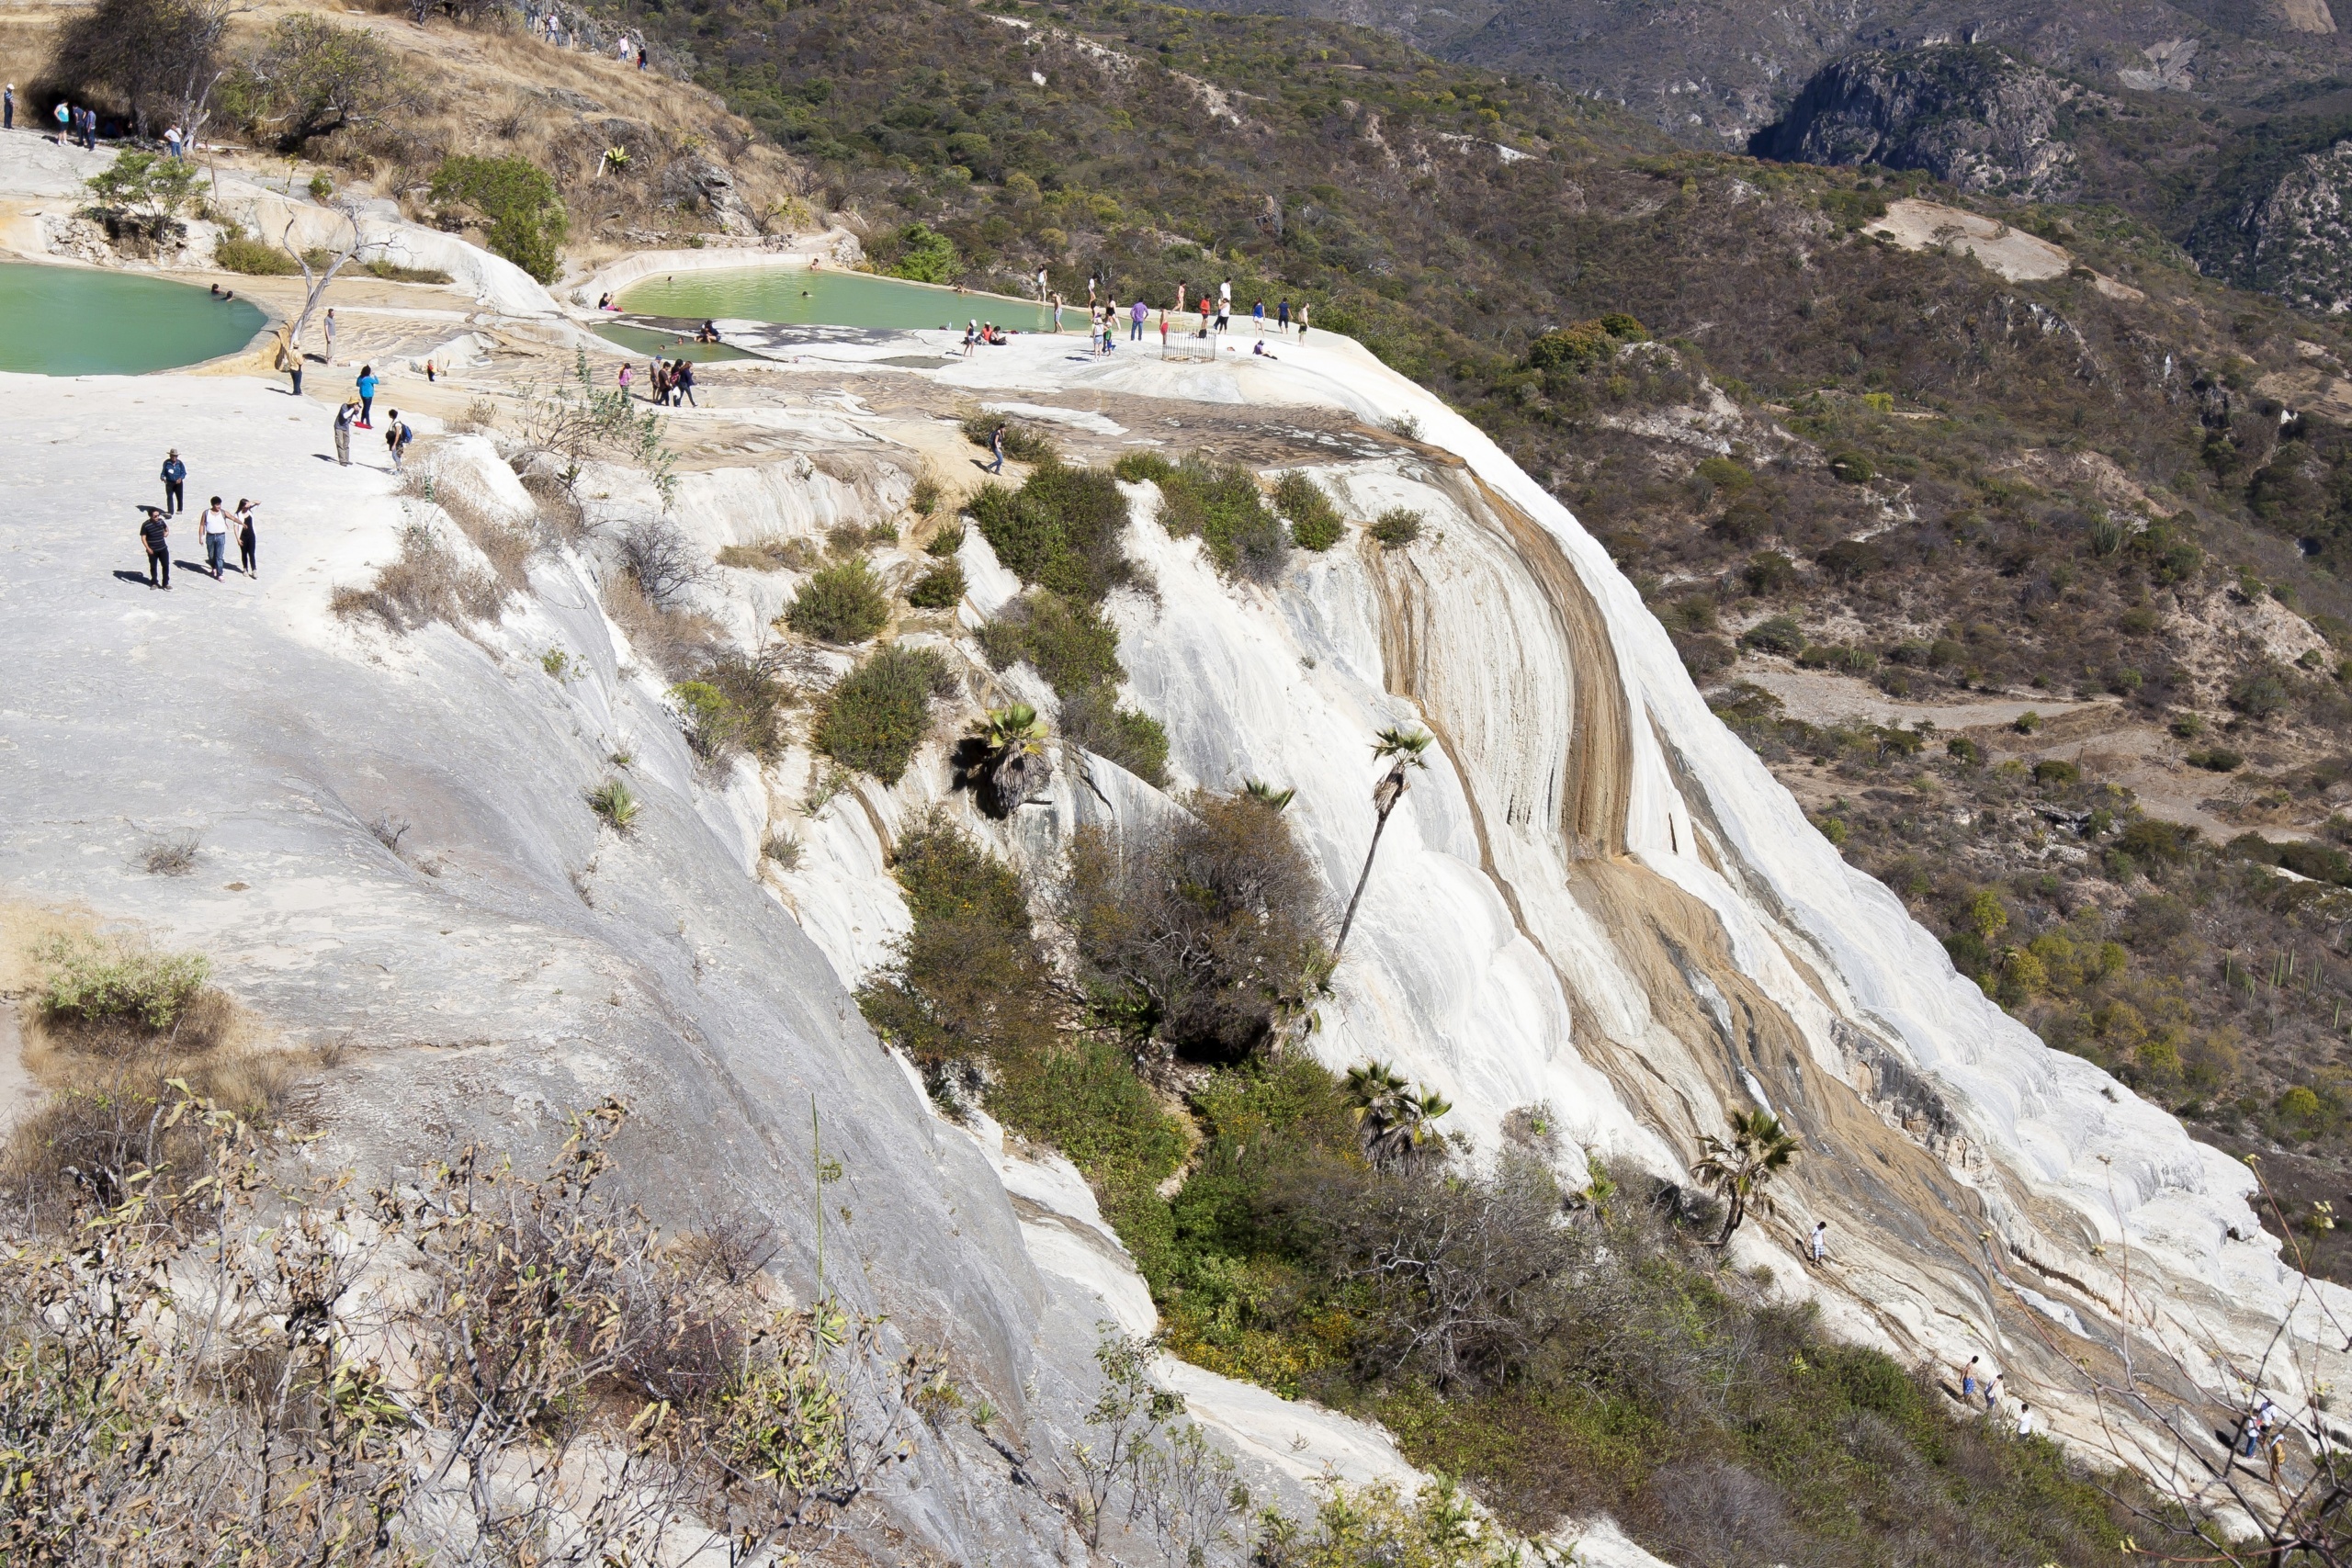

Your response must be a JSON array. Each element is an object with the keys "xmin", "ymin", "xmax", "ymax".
[{"xmin": 813, "ymin": 643, "xmax": 954, "ymax": 782}]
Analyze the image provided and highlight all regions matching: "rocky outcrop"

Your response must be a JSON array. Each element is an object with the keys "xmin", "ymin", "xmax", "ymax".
[
  {"xmin": 1751, "ymin": 45, "xmax": 2085, "ymax": 198},
  {"xmin": 2244, "ymin": 140, "xmax": 2352, "ymax": 312}
]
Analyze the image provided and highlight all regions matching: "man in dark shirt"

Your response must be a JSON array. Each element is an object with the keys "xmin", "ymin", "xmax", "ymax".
[
  {"xmin": 161, "ymin": 450, "xmax": 186, "ymax": 514},
  {"xmin": 138, "ymin": 506, "xmax": 170, "ymax": 589}
]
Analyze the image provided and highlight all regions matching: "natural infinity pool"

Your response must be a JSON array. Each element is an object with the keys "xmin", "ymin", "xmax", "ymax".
[
  {"xmin": 0, "ymin": 262, "xmax": 267, "ymax": 375},
  {"xmin": 615, "ymin": 265, "xmax": 1048, "ymax": 333}
]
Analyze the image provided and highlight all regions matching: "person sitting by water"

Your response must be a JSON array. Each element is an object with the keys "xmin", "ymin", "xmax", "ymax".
[{"xmin": 596, "ymin": 292, "xmax": 614, "ymax": 310}]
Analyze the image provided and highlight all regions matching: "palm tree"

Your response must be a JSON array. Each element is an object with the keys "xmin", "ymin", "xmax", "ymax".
[
  {"xmin": 1243, "ymin": 777, "xmax": 1295, "ymax": 811},
  {"xmin": 1329, "ymin": 726, "xmax": 1433, "ymax": 966},
  {"xmin": 1691, "ymin": 1107, "xmax": 1802, "ymax": 1247},
  {"xmin": 964, "ymin": 703, "xmax": 1052, "ymax": 815},
  {"xmin": 1343, "ymin": 1060, "xmax": 1453, "ymax": 1169}
]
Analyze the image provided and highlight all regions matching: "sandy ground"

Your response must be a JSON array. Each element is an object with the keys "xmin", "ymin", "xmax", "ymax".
[{"xmin": 1866, "ymin": 198, "xmax": 2071, "ymax": 283}]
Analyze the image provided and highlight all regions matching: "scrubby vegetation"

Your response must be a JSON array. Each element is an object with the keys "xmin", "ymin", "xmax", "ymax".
[
  {"xmin": 813, "ymin": 644, "xmax": 954, "ymax": 783},
  {"xmin": 906, "ymin": 559, "xmax": 967, "ymax": 609},
  {"xmin": 968, "ymin": 463, "xmax": 1131, "ymax": 604},
  {"xmin": 1152, "ymin": 456, "xmax": 1289, "ymax": 581},
  {"xmin": 329, "ymin": 522, "xmax": 505, "ymax": 631},
  {"xmin": 784, "ymin": 558, "xmax": 891, "ymax": 644},
  {"xmin": 671, "ymin": 649, "xmax": 789, "ymax": 761},
  {"xmin": 1274, "ymin": 471, "xmax": 1346, "ymax": 552},
  {"xmin": 428, "ymin": 152, "xmax": 568, "ymax": 281}
]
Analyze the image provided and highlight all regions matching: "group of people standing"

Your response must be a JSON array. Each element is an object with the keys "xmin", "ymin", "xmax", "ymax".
[
  {"xmin": 618, "ymin": 356, "xmax": 695, "ymax": 406},
  {"xmin": 1954, "ymin": 1357, "xmax": 2035, "ymax": 1437},
  {"xmin": 138, "ymin": 459, "xmax": 256, "ymax": 590}
]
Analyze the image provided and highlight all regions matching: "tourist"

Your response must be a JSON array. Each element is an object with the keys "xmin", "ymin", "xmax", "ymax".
[
  {"xmin": 5, "ymin": 85, "xmax": 16, "ymax": 131},
  {"xmin": 2267, "ymin": 1416, "xmax": 2290, "ymax": 1483},
  {"xmin": 1087, "ymin": 274, "xmax": 1097, "ymax": 306},
  {"xmin": 138, "ymin": 505, "xmax": 170, "ymax": 589},
  {"xmin": 322, "ymin": 308, "xmax": 335, "ymax": 365},
  {"xmin": 1050, "ymin": 292, "xmax": 1063, "ymax": 333},
  {"xmin": 964, "ymin": 320, "xmax": 978, "ymax": 356},
  {"xmin": 638, "ymin": 40, "xmax": 649, "ymax": 70},
  {"xmin": 1984, "ymin": 1371, "xmax": 2003, "ymax": 1414},
  {"xmin": 985, "ymin": 423, "xmax": 1006, "ymax": 475},
  {"xmin": 1159, "ymin": 309, "xmax": 1169, "ymax": 352},
  {"xmin": 334, "ymin": 396, "xmax": 357, "ymax": 466},
  {"xmin": 273, "ymin": 329, "xmax": 304, "ymax": 395},
  {"xmin": 2014, "ymin": 1403, "xmax": 2034, "ymax": 1438},
  {"xmin": 1251, "ymin": 339, "xmax": 1276, "ymax": 359},
  {"xmin": 617, "ymin": 362, "xmax": 633, "ymax": 397},
  {"xmin": 1959, "ymin": 1356, "xmax": 1980, "ymax": 1403},
  {"xmin": 160, "ymin": 449, "xmax": 186, "ymax": 515},
  {"xmin": 51, "ymin": 98, "xmax": 68, "ymax": 143},
  {"xmin": 1035, "ymin": 265, "xmax": 1047, "ymax": 303},
  {"xmin": 198, "ymin": 496, "xmax": 232, "ymax": 579},
  {"xmin": 356, "ymin": 365, "xmax": 378, "ymax": 427},
  {"xmin": 1252, "ymin": 299, "xmax": 1265, "ymax": 334},
  {"xmin": 1219, "ymin": 278, "xmax": 1232, "ymax": 319},
  {"xmin": 424, "ymin": 359, "xmax": 436, "ymax": 383},
  {"xmin": 234, "ymin": 500, "xmax": 258, "ymax": 578},
  {"xmin": 673, "ymin": 358, "xmax": 696, "ymax": 406},
  {"xmin": 1130, "ymin": 297, "xmax": 1146, "ymax": 343},
  {"xmin": 1809, "ymin": 1219, "xmax": 1828, "ymax": 1265},
  {"xmin": 1278, "ymin": 298, "xmax": 1291, "ymax": 333},
  {"xmin": 164, "ymin": 124, "xmax": 183, "ymax": 160},
  {"xmin": 1300, "ymin": 301, "xmax": 1311, "ymax": 339},
  {"xmin": 385, "ymin": 412, "xmax": 413, "ymax": 473},
  {"xmin": 1176, "ymin": 282, "xmax": 1187, "ymax": 320},
  {"xmin": 595, "ymin": 291, "xmax": 613, "ymax": 310}
]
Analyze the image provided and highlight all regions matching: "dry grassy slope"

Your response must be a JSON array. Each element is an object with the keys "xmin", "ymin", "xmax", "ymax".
[{"xmin": 0, "ymin": 0, "xmax": 817, "ymax": 260}]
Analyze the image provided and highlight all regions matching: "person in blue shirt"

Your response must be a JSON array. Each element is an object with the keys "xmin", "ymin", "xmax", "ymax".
[
  {"xmin": 1278, "ymin": 299, "xmax": 1291, "ymax": 333},
  {"xmin": 160, "ymin": 449, "xmax": 186, "ymax": 514},
  {"xmin": 1253, "ymin": 300, "xmax": 1266, "ymax": 333},
  {"xmin": 356, "ymin": 366, "xmax": 379, "ymax": 428}
]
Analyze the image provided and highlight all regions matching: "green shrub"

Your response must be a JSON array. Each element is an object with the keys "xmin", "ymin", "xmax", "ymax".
[
  {"xmin": 888, "ymin": 221, "xmax": 959, "ymax": 283},
  {"xmin": 1113, "ymin": 451, "xmax": 1175, "ymax": 483},
  {"xmin": 1694, "ymin": 455, "xmax": 1753, "ymax": 493},
  {"xmin": 1827, "ymin": 451, "xmax": 1874, "ymax": 484},
  {"xmin": 924, "ymin": 519, "xmax": 965, "ymax": 558},
  {"xmin": 2013, "ymin": 711, "xmax": 2042, "ymax": 734},
  {"xmin": 587, "ymin": 778, "xmax": 639, "ymax": 831},
  {"xmin": 213, "ymin": 231, "xmax": 300, "ymax": 275},
  {"xmin": 2187, "ymin": 747, "xmax": 2243, "ymax": 772},
  {"xmin": 2229, "ymin": 666, "xmax": 2290, "ymax": 719},
  {"xmin": 428, "ymin": 154, "xmax": 567, "ymax": 282},
  {"xmin": 960, "ymin": 412, "xmax": 1057, "ymax": 464},
  {"xmin": 1157, "ymin": 456, "xmax": 1289, "ymax": 581},
  {"xmin": 967, "ymin": 465, "xmax": 1131, "ymax": 604},
  {"xmin": 670, "ymin": 651, "xmax": 787, "ymax": 761},
  {"xmin": 1273, "ymin": 471, "xmax": 1346, "ymax": 551},
  {"xmin": 1740, "ymin": 614, "xmax": 1804, "ymax": 655},
  {"xmin": 785, "ymin": 558, "xmax": 890, "ymax": 644},
  {"xmin": 1368, "ymin": 506, "xmax": 1423, "ymax": 550},
  {"xmin": 37, "ymin": 934, "xmax": 210, "ymax": 1032},
  {"xmin": 2032, "ymin": 759, "xmax": 2081, "ymax": 785},
  {"xmin": 814, "ymin": 644, "xmax": 951, "ymax": 783},
  {"xmin": 909, "ymin": 473, "xmax": 942, "ymax": 517},
  {"xmin": 906, "ymin": 561, "xmax": 966, "ymax": 609},
  {"xmin": 978, "ymin": 591, "xmax": 1124, "ymax": 695},
  {"xmin": 1062, "ymin": 682, "xmax": 1171, "ymax": 785},
  {"xmin": 1742, "ymin": 551, "xmax": 1797, "ymax": 593}
]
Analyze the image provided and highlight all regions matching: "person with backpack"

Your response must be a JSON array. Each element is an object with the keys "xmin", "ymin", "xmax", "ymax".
[
  {"xmin": 385, "ymin": 412, "xmax": 413, "ymax": 473},
  {"xmin": 198, "ymin": 496, "xmax": 232, "ymax": 579},
  {"xmin": 160, "ymin": 449, "xmax": 186, "ymax": 515},
  {"xmin": 138, "ymin": 505, "xmax": 171, "ymax": 589},
  {"xmin": 334, "ymin": 395, "xmax": 358, "ymax": 466},
  {"xmin": 235, "ymin": 501, "xmax": 258, "ymax": 578}
]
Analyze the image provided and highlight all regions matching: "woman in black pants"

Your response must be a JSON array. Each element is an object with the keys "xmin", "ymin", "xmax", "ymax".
[{"xmin": 235, "ymin": 501, "xmax": 258, "ymax": 578}]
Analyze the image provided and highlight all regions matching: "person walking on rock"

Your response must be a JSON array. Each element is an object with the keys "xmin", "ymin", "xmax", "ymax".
[
  {"xmin": 1808, "ymin": 1219, "xmax": 1828, "ymax": 1266},
  {"xmin": 160, "ymin": 448, "xmax": 186, "ymax": 515},
  {"xmin": 235, "ymin": 499, "xmax": 258, "ymax": 578},
  {"xmin": 1278, "ymin": 297, "xmax": 1290, "ymax": 333},
  {"xmin": 274, "ymin": 331, "xmax": 303, "ymax": 396},
  {"xmin": 1984, "ymin": 1371, "xmax": 2004, "ymax": 1415},
  {"xmin": 984, "ymin": 423, "xmax": 1006, "ymax": 475},
  {"xmin": 322, "ymin": 307, "xmax": 336, "ymax": 366},
  {"xmin": 356, "ymin": 365, "xmax": 378, "ymax": 427},
  {"xmin": 334, "ymin": 395, "xmax": 357, "ymax": 465},
  {"xmin": 673, "ymin": 357, "xmax": 696, "ymax": 407},
  {"xmin": 198, "ymin": 496, "xmax": 232, "ymax": 579},
  {"xmin": 138, "ymin": 505, "xmax": 170, "ymax": 589},
  {"xmin": 385, "ymin": 411, "xmax": 413, "ymax": 474},
  {"xmin": 4, "ymin": 85, "xmax": 15, "ymax": 131},
  {"xmin": 1959, "ymin": 1356, "xmax": 1981, "ymax": 1404}
]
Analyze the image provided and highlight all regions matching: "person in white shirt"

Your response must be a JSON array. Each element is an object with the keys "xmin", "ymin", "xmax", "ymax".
[
  {"xmin": 1809, "ymin": 1220, "xmax": 1828, "ymax": 1265},
  {"xmin": 198, "ymin": 497, "xmax": 232, "ymax": 579},
  {"xmin": 2014, "ymin": 1403, "xmax": 2035, "ymax": 1438}
]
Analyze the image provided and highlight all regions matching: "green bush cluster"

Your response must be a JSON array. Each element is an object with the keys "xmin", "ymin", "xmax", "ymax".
[
  {"xmin": 978, "ymin": 590, "xmax": 1123, "ymax": 694},
  {"xmin": 967, "ymin": 463, "xmax": 1131, "ymax": 603},
  {"xmin": 670, "ymin": 650, "xmax": 788, "ymax": 761},
  {"xmin": 1273, "ymin": 471, "xmax": 1346, "ymax": 551},
  {"xmin": 37, "ymin": 934, "xmax": 210, "ymax": 1032},
  {"xmin": 1368, "ymin": 507, "xmax": 1423, "ymax": 549},
  {"xmin": 428, "ymin": 154, "xmax": 567, "ymax": 282},
  {"xmin": 1060, "ymin": 682, "xmax": 1171, "ymax": 785},
  {"xmin": 1523, "ymin": 312, "xmax": 1646, "ymax": 375},
  {"xmin": 959, "ymin": 412, "xmax": 1057, "ymax": 464},
  {"xmin": 784, "ymin": 558, "xmax": 891, "ymax": 644},
  {"xmin": 213, "ymin": 229, "xmax": 300, "ymax": 275},
  {"xmin": 814, "ymin": 643, "xmax": 953, "ymax": 782},
  {"xmin": 906, "ymin": 560, "xmax": 967, "ymax": 609},
  {"xmin": 1112, "ymin": 451, "xmax": 1174, "ymax": 483},
  {"xmin": 887, "ymin": 221, "xmax": 959, "ymax": 283},
  {"xmin": 1154, "ymin": 455, "xmax": 1289, "ymax": 581}
]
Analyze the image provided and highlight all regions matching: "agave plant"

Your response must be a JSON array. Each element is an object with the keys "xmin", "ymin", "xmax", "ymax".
[
  {"xmin": 1344, "ymin": 1059, "xmax": 1453, "ymax": 1170},
  {"xmin": 966, "ymin": 703, "xmax": 1052, "ymax": 816}
]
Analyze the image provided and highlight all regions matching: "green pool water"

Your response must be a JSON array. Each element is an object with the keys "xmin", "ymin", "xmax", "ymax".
[
  {"xmin": 0, "ymin": 262, "xmax": 267, "ymax": 375},
  {"xmin": 590, "ymin": 321, "xmax": 764, "ymax": 362},
  {"xmin": 615, "ymin": 265, "xmax": 1047, "ymax": 333}
]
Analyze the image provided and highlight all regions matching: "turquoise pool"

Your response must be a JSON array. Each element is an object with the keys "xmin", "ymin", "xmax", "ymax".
[
  {"xmin": 0, "ymin": 261, "xmax": 267, "ymax": 375},
  {"xmin": 615, "ymin": 265, "xmax": 1048, "ymax": 333}
]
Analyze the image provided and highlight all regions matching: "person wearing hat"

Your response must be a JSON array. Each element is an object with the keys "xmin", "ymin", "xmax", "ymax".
[{"xmin": 160, "ymin": 449, "xmax": 186, "ymax": 515}]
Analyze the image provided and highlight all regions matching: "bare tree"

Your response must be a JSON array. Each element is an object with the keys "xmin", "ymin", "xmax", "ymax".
[{"xmin": 280, "ymin": 198, "xmax": 378, "ymax": 350}]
